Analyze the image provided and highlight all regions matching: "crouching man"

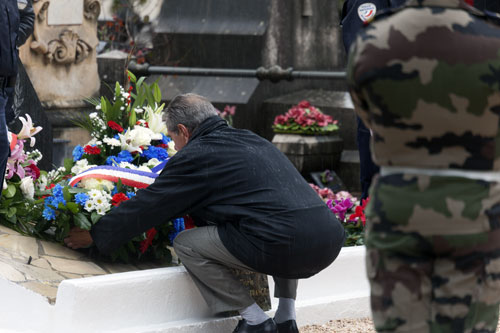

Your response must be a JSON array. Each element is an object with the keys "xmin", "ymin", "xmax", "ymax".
[{"xmin": 64, "ymin": 93, "xmax": 346, "ymax": 333}]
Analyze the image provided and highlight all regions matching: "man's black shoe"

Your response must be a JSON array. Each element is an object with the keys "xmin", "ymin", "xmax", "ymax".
[
  {"xmin": 233, "ymin": 318, "xmax": 277, "ymax": 332},
  {"xmin": 276, "ymin": 319, "xmax": 299, "ymax": 333}
]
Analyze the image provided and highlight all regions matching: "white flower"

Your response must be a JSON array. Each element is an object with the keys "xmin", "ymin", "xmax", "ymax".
[
  {"xmin": 36, "ymin": 174, "xmax": 48, "ymax": 191},
  {"xmin": 71, "ymin": 159, "xmax": 89, "ymax": 175},
  {"xmin": 84, "ymin": 200, "xmax": 95, "ymax": 213},
  {"xmin": 168, "ymin": 141, "xmax": 177, "ymax": 156},
  {"xmin": 119, "ymin": 126, "xmax": 155, "ymax": 153},
  {"xmin": 3, "ymin": 179, "xmax": 7, "ymax": 191},
  {"xmin": 87, "ymin": 138, "xmax": 103, "ymax": 146},
  {"xmin": 20, "ymin": 177, "xmax": 35, "ymax": 200},
  {"xmin": 95, "ymin": 104, "xmax": 101, "ymax": 110},
  {"xmin": 103, "ymin": 137, "xmax": 121, "ymax": 147},
  {"xmin": 135, "ymin": 108, "xmax": 144, "ymax": 114},
  {"xmin": 138, "ymin": 165, "xmax": 152, "ymax": 172},
  {"xmin": 17, "ymin": 114, "xmax": 42, "ymax": 147},
  {"xmin": 145, "ymin": 104, "xmax": 168, "ymax": 135},
  {"xmin": 118, "ymin": 161, "xmax": 138, "ymax": 169},
  {"xmin": 120, "ymin": 106, "xmax": 125, "ymax": 111},
  {"xmin": 95, "ymin": 205, "xmax": 110, "ymax": 215},
  {"xmin": 145, "ymin": 158, "xmax": 161, "ymax": 169},
  {"xmin": 89, "ymin": 112, "xmax": 98, "ymax": 119},
  {"xmin": 80, "ymin": 178, "xmax": 114, "ymax": 191}
]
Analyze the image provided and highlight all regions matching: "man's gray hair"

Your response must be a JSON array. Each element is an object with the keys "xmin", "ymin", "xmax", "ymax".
[{"xmin": 165, "ymin": 93, "xmax": 219, "ymax": 134}]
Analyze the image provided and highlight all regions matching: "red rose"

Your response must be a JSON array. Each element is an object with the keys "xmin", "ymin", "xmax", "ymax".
[
  {"xmin": 107, "ymin": 121, "xmax": 124, "ymax": 133},
  {"xmin": 183, "ymin": 215, "xmax": 195, "ymax": 229},
  {"xmin": 84, "ymin": 145, "xmax": 101, "ymax": 155},
  {"xmin": 298, "ymin": 100, "xmax": 311, "ymax": 109},
  {"xmin": 139, "ymin": 228, "xmax": 157, "ymax": 254},
  {"xmin": 25, "ymin": 164, "xmax": 40, "ymax": 180},
  {"xmin": 111, "ymin": 192, "xmax": 129, "ymax": 207}
]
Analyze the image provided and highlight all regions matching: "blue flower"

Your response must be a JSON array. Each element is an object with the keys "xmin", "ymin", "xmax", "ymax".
[
  {"xmin": 111, "ymin": 187, "xmax": 118, "ymax": 196},
  {"xmin": 106, "ymin": 150, "xmax": 134, "ymax": 166},
  {"xmin": 72, "ymin": 145, "xmax": 84, "ymax": 162},
  {"xmin": 53, "ymin": 184, "xmax": 64, "ymax": 198},
  {"xmin": 168, "ymin": 218, "xmax": 185, "ymax": 242},
  {"xmin": 42, "ymin": 207, "xmax": 56, "ymax": 221},
  {"xmin": 106, "ymin": 156, "xmax": 117, "ymax": 166},
  {"xmin": 117, "ymin": 150, "xmax": 133, "ymax": 162},
  {"xmin": 75, "ymin": 193, "xmax": 89, "ymax": 206},
  {"xmin": 126, "ymin": 191, "xmax": 136, "ymax": 199},
  {"xmin": 161, "ymin": 134, "xmax": 171, "ymax": 145},
  {"xmin": 141, "ymin": 146, "xmax": 169, "ymax": 161}
]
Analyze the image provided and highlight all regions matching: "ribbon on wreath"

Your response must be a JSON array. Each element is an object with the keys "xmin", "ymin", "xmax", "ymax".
[{"xmin": 69, "ymin": 159, "xmax": 169, "ymax": 189}]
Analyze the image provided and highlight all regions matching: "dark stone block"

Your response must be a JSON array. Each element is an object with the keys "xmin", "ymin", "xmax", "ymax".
[
  {"xmin": 272, "ymin": 134, "xmax": 344, "ymax": 176},
  {"xmin": 262, "ymin": 90, "xmax": 357, "ymax": 149},
  {"xmin": 8, "ymin": 63, "xmax": 53, "ymax": 171}
]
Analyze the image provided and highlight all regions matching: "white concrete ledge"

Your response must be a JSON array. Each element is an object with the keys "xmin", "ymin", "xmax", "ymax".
[{"xmin": 0, "ymin": 246, "xmax": 369, "ymax": 332}]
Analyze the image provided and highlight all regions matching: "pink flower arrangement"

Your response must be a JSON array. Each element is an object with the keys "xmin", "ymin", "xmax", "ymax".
[{"xmin": 273, "ymin": 100, "xmax": 339, "ymax": 135}]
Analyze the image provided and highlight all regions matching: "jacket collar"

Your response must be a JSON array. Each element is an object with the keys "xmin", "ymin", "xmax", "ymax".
[{"xmin": 188, "ymin": 116, "xmax": 228, "ymax": 143}]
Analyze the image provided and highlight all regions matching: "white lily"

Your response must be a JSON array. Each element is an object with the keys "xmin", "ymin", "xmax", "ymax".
[
  {"xmin": 17, "ymin": 115, "xmax": 42, "ymax": 147},
  {"xmin": 145, "ymin": 104, "xmax": 168, "ymax": 135},
  {"xmin": 119, "ymin": 126, "xmax": 155, "ymax": 153}
]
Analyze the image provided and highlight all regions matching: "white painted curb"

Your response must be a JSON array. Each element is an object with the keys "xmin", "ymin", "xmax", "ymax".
[{"xmin": 0, "ymin": 246, "xmax": 369, "ymax": 332}]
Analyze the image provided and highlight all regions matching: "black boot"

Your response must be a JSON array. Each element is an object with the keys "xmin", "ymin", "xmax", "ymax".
[
  {"xmin": 276, "ymin": 320, "xmax": 299, "ymax": 333},
  {"xmin": 233, "ymin": 318, "xmax": 278, "ymax": 332}
]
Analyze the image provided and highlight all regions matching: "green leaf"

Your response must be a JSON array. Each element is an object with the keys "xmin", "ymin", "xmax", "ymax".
[
  {"xmin": 136, "ymin": 76, "xmax": 146, "ymax": 91},
  {"xmin": 116, "ymin": 178, "xmax": 123, "ymax": 193},
  {"xmin": 152, "ymin": 82, "xmax": 161, "ymax": 103},
  {"xmin": 62, "ymin": 186, "xmax": 72, "ymax": 203},
  {"xmin": 64, "ymin": 158, "xmax": 74, "ymax": 173},
  {"xmin": 74, "ymin": 213, "xmax": 91, "ymax": 230},
  {"xmin": 3, "ymin": 185, "xmax": 16, "ymax": 199},
  {"xmin": 127, "ymin": 70, "xmax": 137, "ymax": 83},
  {"xmin": 7, "ymin": 207, "xmax": 16, "ymax": 218},
  {"xmin": 66, "ymin": 202, "xmax": 80, "ymax": 214},
  {"xmin": 91, "ymin": 212, "xmax": 101, "ymax": 225},
  {"xmin": 115, "ymin": 82, "xmax": 121, "ymax": 99},
  {"xmin": 100, "ymin": 96, "xmax": 107, "ymax": 114},
  {"xmin": 128, "ymin": 109, "xmax": 137, "ymax": 128}
]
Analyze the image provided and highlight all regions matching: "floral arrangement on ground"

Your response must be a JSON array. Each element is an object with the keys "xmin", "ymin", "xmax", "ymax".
[
  {"xmin": 272, "ymin": 100, "xmax": 339, "ymax": 135},
  {"xmin": 0, "ymin": 73, "xmax": 191, "ymax": 263},
  {"xmin": 310, "ymin": 184, "xmax": 367, "ymax": 246}
]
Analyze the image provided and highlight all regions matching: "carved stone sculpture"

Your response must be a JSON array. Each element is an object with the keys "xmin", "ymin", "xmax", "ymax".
[{"xmin": 19, "ymin": 0, "xmax": 101, "ymax": 106}]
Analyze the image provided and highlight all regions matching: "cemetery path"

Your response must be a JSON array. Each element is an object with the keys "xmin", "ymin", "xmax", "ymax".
[{"xmin": 300, "ymin": 316, "xmax": 500, "ymax": 332}]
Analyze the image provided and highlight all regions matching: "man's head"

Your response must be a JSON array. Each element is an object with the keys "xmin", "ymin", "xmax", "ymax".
[{"xmin": 165, "ymin": 93, "xmax": 218, "ymax": 151}]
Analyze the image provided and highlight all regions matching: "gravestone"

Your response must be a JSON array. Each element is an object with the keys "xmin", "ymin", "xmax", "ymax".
[{"xmin": 8, "ymin": 64, "xmax": 53, "ymax": 171}]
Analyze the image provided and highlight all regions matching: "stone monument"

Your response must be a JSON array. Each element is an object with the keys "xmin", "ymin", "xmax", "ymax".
[{"xmin": 18, "ymin": 0, "xmax": 101, "ymax": 166}]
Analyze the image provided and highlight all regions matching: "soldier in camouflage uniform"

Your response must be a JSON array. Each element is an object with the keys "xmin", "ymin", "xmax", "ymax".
[{"xmin": 347, "ymin": 0, "xmax": 500, "ymax": 331}]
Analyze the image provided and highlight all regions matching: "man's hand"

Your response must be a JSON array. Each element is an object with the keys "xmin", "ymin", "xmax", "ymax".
[{"xmin": 64, "ymin": 227, "xmax": 93, "ymax": 249}]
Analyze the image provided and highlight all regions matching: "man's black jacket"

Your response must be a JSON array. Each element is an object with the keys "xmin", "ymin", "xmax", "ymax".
[{"xmin": 91, "ymin": 116, "xmax": 346, "ymax": 278}]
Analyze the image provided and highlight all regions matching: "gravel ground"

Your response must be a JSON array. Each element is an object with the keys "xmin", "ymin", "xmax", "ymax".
[{"xmin": 300, "ymin": 317, "xmax": 500, "ymax": 332}]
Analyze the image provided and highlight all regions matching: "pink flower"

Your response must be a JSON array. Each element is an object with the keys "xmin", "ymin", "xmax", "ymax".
[{"xmin": 298, "ymin": 100, "xmax": 311, "ymax": 108}]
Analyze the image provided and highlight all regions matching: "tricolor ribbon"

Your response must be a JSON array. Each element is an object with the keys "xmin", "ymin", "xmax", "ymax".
[{"xmin": 69, "ymin": 159, "xmax": 169, "ymax": 189}]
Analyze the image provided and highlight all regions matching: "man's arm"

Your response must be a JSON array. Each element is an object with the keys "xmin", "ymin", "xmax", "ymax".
[
  {"xmin": 17, "ymin": 0, "xmax": 34, "ymax": 47},
  {"xmin": 68, "ymin": 149, "xmax": 211, "ymax": 254}
]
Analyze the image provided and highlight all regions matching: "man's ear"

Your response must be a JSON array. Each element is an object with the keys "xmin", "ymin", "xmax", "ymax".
[{"xmin": 177, "ymin": 124, "xmax": 191, "ymax": 140}]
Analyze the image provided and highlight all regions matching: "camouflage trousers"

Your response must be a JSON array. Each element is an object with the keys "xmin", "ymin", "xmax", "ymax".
[{"xmin": 365, "ymin": 174, "xmax": 500, "ymax": 333}]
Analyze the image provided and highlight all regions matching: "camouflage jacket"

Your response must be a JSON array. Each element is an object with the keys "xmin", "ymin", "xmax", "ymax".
[{"xmin": 347, "ymin": 0, "xmax": 500, "ymax": 171}]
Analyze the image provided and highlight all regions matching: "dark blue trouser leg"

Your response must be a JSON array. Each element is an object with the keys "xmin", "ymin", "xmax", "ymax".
[
  {"xmin": 0, "ymin": 90, "xmax": 10, "ymax": 195},
  {"xmin": 357, "ymin": 116, "xmax": 379, "ymax": 200}
]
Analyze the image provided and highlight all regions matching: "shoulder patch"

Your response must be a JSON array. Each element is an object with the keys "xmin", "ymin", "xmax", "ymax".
[{"xmin": 358, "ymin": 3, "xmax": 377, "ymax": 22}]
